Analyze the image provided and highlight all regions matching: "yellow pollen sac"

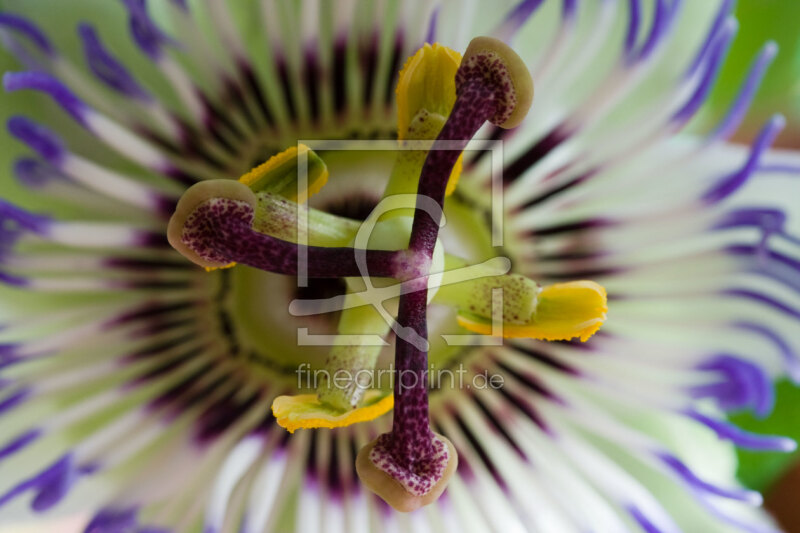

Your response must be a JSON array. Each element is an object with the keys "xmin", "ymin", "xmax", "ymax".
[
  {"xmin": 238, "ymin": 144, "xmax": 328, "ymax": 203},
  {"xmin": 271, "ymin": 391, "xmax": 394, "ymax": 433},
  {"xmin": 203, "ymin": 145, "xmax": 328, "ymax": 272},
  {"xmin": 457, "ymin": 280, "xmax": 608, "ymax": 342},
  {"xmin": 395, "ymin": 42, "xmax": 463, "ymax": 196}
]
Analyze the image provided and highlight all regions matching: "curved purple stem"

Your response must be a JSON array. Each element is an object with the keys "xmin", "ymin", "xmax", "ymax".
[
  {"xmin": 182, "ymin": 199, "xmax": 401, "ymax": 278},
  {"xmin": 383, "ymin": 75, "xmax": 497, "ymax": 463},
  {"xmin": 409, "ymin": 80, "xmax": 497, "ymax": 255}
]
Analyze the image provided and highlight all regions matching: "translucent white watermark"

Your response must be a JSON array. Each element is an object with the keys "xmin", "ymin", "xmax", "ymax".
[
  {"xmin": 296, "ymin": 363, "xmax": 505, "ymax": 394},
  {"xmin": 293, "ymin": 139, "xmax": 508, "ymax": 348}
]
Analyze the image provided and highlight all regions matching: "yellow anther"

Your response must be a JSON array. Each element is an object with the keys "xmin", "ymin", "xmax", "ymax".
[
  {"xmin": 395, "ymin": 43, "xmax": 463, "ymax": 196},
  {"xmin": 396, "ymin": 43, "xmax": 461, "ymax": 139},
  {"xmin": 239, "ymin": 144, "xmax": 328, "ymax": 203},
  {"xmin": 457, "ymin": 280, "xmax": 608, "ymax": 342},
  {"xmin": 272, "ymin": 391, "xmax": 394, "ymax": 433}
]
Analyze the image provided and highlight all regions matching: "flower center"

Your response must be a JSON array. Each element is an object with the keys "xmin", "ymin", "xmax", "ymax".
[{"xmin": 166, "ymin": 37, "xmax": 606, "ymax": 513}]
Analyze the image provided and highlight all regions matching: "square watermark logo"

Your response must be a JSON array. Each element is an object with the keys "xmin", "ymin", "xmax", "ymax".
[{"xmin": 290, "ymin": 139, "xmax": 508, "ymax": 348}]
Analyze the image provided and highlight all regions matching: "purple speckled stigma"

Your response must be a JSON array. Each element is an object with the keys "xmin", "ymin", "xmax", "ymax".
[{"xmin": 181, "ymin": 197, "xmax": 401, "ymax": 278}]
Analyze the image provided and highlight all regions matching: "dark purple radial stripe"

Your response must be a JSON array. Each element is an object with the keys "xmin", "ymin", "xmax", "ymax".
[
  {"xmin": 686, "ymin": 410, "xmax": 795, "ymax": 452},
  {"xmin": 634, "ymin": 0, "xmax": 675, "ymax": 64},
  {"xmin": 491, "ymin": 359, "xmax": 563, "ymax": 403},
  {"xmin": 151, "ymin": 365, "xmax": 231, "ymax": 418},
  {"xmin": 424, "ymin": 8, "xmax": 438, "ymax": 44},
  {"xmin": 275, "ymin": 57, "xmax": 298, "ymax": 121},
  {"xmin": 492, "ymin": 373, "xmax": 550, "ymax": 433},
  {"xmin": 124, "ymin": 331, "xmax": 197, "ymax": 360},
  {"xmin": 84, "ymin": 508, "xmax": 137, "ymax": 533},
  {"xmin": 535, "ymin": 266, "xmax": 621, "ymax": 280},
  {"xmin": 237, "ymin": 61, "xmax": 274, "ymax": 127},
  {"xmin": 471, "ymin": 391, "xmax": 526, "ymax": 459},
  {"xmin": 509, "ymin": 343, "xmax": 580, "ymax": 375},
  {"xmin": 197, "ymin": 92, "xmax": 248, "ymax": 144},
  {"xmin": 0, "ymin": 12, "xmax": 54, "ymax": 55},
  {"xmin": 7, "ymin": 116, "xmax": 66, "ymax": 165},
  {"xmin": 529, "ymin": 218, "xmax": 616, "ymax": 237},
  {"xmin": 710, "ymin": 41, "xmax": 777, "ymax": 140},
  {"xmin": 0, "ymin": 429, "xmax": 41, "ymax": 463},
  {"xmin": 0, "ymin": 270, "xmax": 28, "ymax": 287},
  {"xmin": 562, "ymin": 0, "xmax": 577, "ymax": 19},
  {"xmin": 78, "ymin": 23, "xmax": 151, "ymax": 101},
  {"xmin": 451, "ymin": 409, "xmax": 508, "ymax": 489},
  {"xmin": 672, "ymin": 24, "xmax": 733, "ymax": 124},
  {"xmin": 220, "ymin": 74, "xmax": 258, "ymax": 130},
  {"xmin": 104, "ymin": 256, "xmax": 188, "ymax": 272},
  {"xmin": 127, "ymin": 345, "xmax": 205, "ymax": 386},
  {"xmin": 685, "ymin": 0, "xmax": 733, "ymax": 77},
  {"xmin": 3, "ymin": 72, "xmax": 88, "ymax": 126},
  {"xmin": 13, "ymin": 158, "xmax": 67, "ymax": 188},
  {"xmin": 0, "ymin": 199, "xmax": 52, "ymax": 235},
  {"xmin": 195, "ymin": 389, "xmax": 260, "ymax": 444},
  {"xmin": 305, "ymin": 430, "xmax": 319, "ymax": 478},
  {"xmin": 126, "ymin": 316, "xmax": 196, "ymax": 338},
  {"xmin": 252, "ymin": 405, "xmax": 280, "ymax": 435},
  {"xmin": 83, "ymin": 507, "xmax": 164, "ymax": 533},
  {"xmin": 115, "ymin": 279, "xmax": 192, "ymax": 291},
  {"xmin": 628, "ymin": 505, "xmax": 664, "ymax": 533},
  {"xmin": 331, "ymin": 39, "xmax": 347, "ymax": 117},
  {"xmin": 501, "ymin": 127, "xmax": 570, "ymax": 185},
  {"xmin": 121, "ymin": 0, "xmax": 174, "ymax": 60},
  {"xmin": 359, "ymin": 33, "xmax": 379, "ymax": 108},
  {"xmin": 624, "ymin": 0, "xmax": 642, "ymax": 60},
  {"xmin": 0, "ymin": 353, "xmax": 25, "ymax": 370},
  {"xmin": 492, "ymin": 0, "xmax": 546, "ymax": 41},
  {"xmin": 302, "ymin": 48, "xmax": 322, "ymax": 122},
  {"xmin": 0, "ymin": 387, "xmax": 30, "ymax": 415},
  {"xmin": 693, "ymin": 354, "xmax": 773, "ymax": 417},
  {"xmin": 725, "ymin": 244, "xmax": 800, "ymax": 291},
  {"xmin": 714, "ymin": 208, "xmax": 786, "ymax": 233},
  {"xmin": 758, "ymin": 163, "xmax": 800, "ymax": 175},
  {"xmin": 731, "ymin": 321, "xmax": 800, "ymax": 383},
  {"xmin": 658, "ymin": 452, "xmax": 760, "ymax": 503},
  {"xmin": 134, "ymin": 230, "xmax": 171, "ymax": 248},
  {"xmin": 163, "ymin": 166, "xmax": 200, "ymax": 187},
  {"xmin": 383, "ymin": 34, "xmax": 405, "ymax": 107},
  {"xmin": 142, "ymin": 127, "xmax": 228, "ymax": 171},
  {"xmin": 514, "ymin": 170, "xmax": 595, "ymax": 213},
  {"xmin": 0, "ymin": 343, "xmax": 20, "ymax": 361},
  {"xmin": 703, "ymin": 115, "xmax": 783, "ymax": 204},
  {"xmin": 724, "ymin": 288, "xmax": 800, "ymax": 320},
  {"xmin": 108, "ymin": 300, "xmax": 197, "ymax": 327},
  {"xmin": 344, "ymin": 437, "xmax": 361, "ymax": 493},
  {"xmin": 326, "ymin": 433, "xmax": 344, "ymax": 499},
  {"xmin": 0, "ymin": 453, "xmax": 92, "ymax": 512},
  {"xmin": 147, "ymin": 362, "xmax": 215, "ymax": 410}
]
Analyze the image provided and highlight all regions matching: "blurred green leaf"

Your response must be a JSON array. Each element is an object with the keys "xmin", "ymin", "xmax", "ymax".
[
  {"xmin": 700, "ymin": 0, "xmax": 800, "ymax": 144},
  {"xmin": 734, "ymin": 379, "xmax": 800, "ymax": 492}
]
